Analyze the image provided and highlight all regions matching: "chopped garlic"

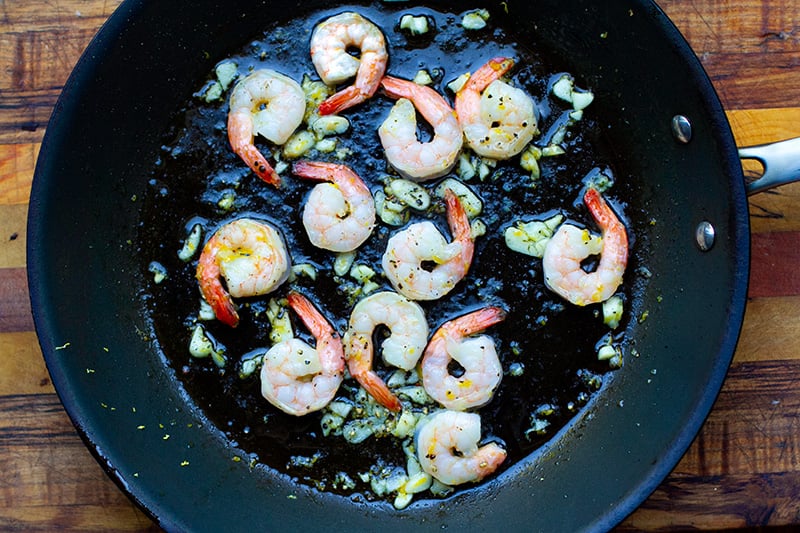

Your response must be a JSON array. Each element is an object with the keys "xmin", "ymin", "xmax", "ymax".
[
  {"xmin": 148, "ymin": 261, "xmax": 167, "ymax": 284},
  {"xmin": 198, "ymin": 299, "xmax": 216, "ymax": 321},
  {"xmin": 470, "ymin": 219, "xmax": 487, "ymax": 238},
  {"xmin": 571, "ymin": 90, "xmax": 594, "ymax": 111},
  {"xmin": 393, "ymin": 490, "xmax": 413, "ymax": 510},
  {"xmin": 177, "ymin": 223, "xmax": 203, "ymax": 262},
  {"xmin": 462, "ymin": 9, "xmax": 490, "ymax": 30},
  {"xmin": 202, "ymin": 82, "xmax": 223, "ymax": 103},
  {"xmin": 375, "ymin": 190, "xmax": 409, "ymax": 226},
  {"xmin": 290, "ymin": 263, "xmax": 317, "ymax": 281},
  {"xmin": 282, "ymin": 130, "xmax": 316, "ymax": 159},
  {"xmin": 311, "ymin": 115, "xmax": 350, "ymax": 139},
  {"xmin": 217, "ymin": 190, "xmax": 235, "ymax": 211},
  {"xmin": 315, "ymin": 138, "xmax": 337, "ymax": 153},
  {"xmin": 350, "ymin": 264, "xmax": 376, "ymax": 283},
  {"xmin": 412, "ymin": 69, "xmax": 434, "ymax": 86},
  {"xmin": 551, "ymin": 73, "xmax": 594, "ymax": 111},
  {"xmin": 456, "ymin": 152, "xmax": 477, "ymax": 180},
  {"xmin": 603, "ymin": 294, "xmax": 624, "ymax": 329},
  {"xmin": 388, "ymin": 178, "xmax": 430, "ymax": 210},
  {"xmin": 333, "ymin": 251, "xmax": 356, "ymax": 277},
  {"xmin": 266, "ymin": 298, "xmax": 293, "ymax": 344},
  {"xmin": 597, "ymin": 344, "xmax": 617, "ymax": 361},
  {"xmin": 189, "ymin": 324, "xmax": 222, "ymax": 359},
  {"xmin": 447, "ymin": 72, "xmax": 471, "ymax": 94},
  {"xmin": 400, "ymin": 14, "xmax": 430, "ymax": 35},
  {"xmin": 328, "ymin": 400, "xmax": 353, "ymax": 419},
  {"xmin": 404, "ymin": 471, "xmax": 433, "ymax": 494},
  {"xmin": 504, "ymin": 214, "xmax": 564, "ymax": 257},
  {"xmin": 239, "ymin": 348, "xmax": 266, "ymax": 379},
  {"xmin": 215, "ymin": 61, "xmax": 238, "ymax": 90},
  {"xmin": 520, "ymin": 145, "xmax": 542, "ymax": 180},
  {"xmin": 391, "ymin": 410, "xmax": 419, "ymax": 438},
  {"xmin": 301, "ymin": 74, "xmax": 333, "ymax": 124},
  {"xmin": 541, "ymin": 144, "xmax": 566, "ymax": 157},
  {"xmin": 551, "ymin": 74, "xmax": 575, "ymax": 103}
]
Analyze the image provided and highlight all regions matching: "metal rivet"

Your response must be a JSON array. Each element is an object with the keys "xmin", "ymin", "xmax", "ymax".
[
  {"xmin": 672, "ymin": 115, "xmax": 693, "ymax": 144},
  {"xmin": 695, "ymin": 221, "xmax": 715, "ymax": 251}
]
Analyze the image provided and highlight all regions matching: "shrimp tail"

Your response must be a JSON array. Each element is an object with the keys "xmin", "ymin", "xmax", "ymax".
[
  {"xmin": 354, "ymin": 369, "xmax": 403, "ymax": 412},
  {"xmin": 287, "ymin": 291, "xmax": 336, "ymax": 340},
  {"xmin": 474, "ymin": 443, "xmax": 508, "ymax": 480},
  {"xmin": 462, "ymin": 57, "xmax": 515, "ymax": 93},
  {"xmin": 292, "ymin": 160, "xmax": 335, "ymax": 181},
  {"xmin": 196, "ymin": 263, "xmax": 240, "ymax": 328},
  {"xmin": 346, "ymin": 337, "xmax": 403, "ymax": 412},
  {"xmin": 584, "ymin": 187, "xmax": 614, "ymax": 227},
  {"xmin": 444, "ymin": 189, "xmax": 470, "ymax": 238},
  {"xmin": 380, "ymin": 75, "xmax": 412, "ymax": 99},
  {"xmin": 455, "ymin": 306, "xmax": 507, "ymax": 336},
  {"xmin": 238, "ymin": 144, "xmax": 281, "ymax": 187},
  {"xmin": 584, "ymin": 187, "xmax": 628, "ymax": 256},
  {"xmin": 227, "ymin": 113, "xmax": 282, "ymax": 187},
  {"xmin": 319, "ymin": 86, "xmax": 368, "ymax": 116}
]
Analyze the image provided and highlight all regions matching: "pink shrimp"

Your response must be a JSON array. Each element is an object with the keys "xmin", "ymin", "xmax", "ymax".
[
  {"xmin": 455, "ymin": 57, "xmax": 538, "ymax": 159},
  {"xmin": 378, "ymin": 76, "xmax": 463, "ymax": 180},
  {"xmin": 227, "ymin": 69, "xmax": 306, "ymax": 187},
  {"xmin": 260, "ymin": 292, "xmax": 345, "ymax": 416},
  {"xmin": 542, "ymin": 188, "xmax": 629, "ymax": 305},
  {"xmin": 310, "ymin": 12, "xmax": 388, "ymax": 115},
  {"xmin": 415, "ymin": 410, "xmax": 507, "ymax": 486},
  {"xmin": 381, "ymin": 189, "xmax": 474, "ymax": 300},
  {"xmin": 292, "ymin": 161, "xmax": 376, "ymax": 252},
  {"xmin": 342, "ymin": 291, "xmax": 429, "ymax": 412},
  {"xmin": 421, "ymin": 306, "xmax": 506, "ymax": 411},
  {"xmin": 196, "ymin": 218, "xmax": 291, "ymax": 327}
]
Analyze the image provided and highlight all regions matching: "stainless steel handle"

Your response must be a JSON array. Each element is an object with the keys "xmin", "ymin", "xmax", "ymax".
[{"xmin": 740, "ymin": 137, "xmax": 800, "ymax": 196}]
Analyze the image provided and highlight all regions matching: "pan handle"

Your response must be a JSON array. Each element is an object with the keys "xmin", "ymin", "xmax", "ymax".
[{"xmin": 739, "ymin": 137, "xmax": 800, "ymax": 196}]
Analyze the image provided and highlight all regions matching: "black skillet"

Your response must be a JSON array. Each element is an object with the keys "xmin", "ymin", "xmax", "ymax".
[{"xmin": 27, "ymin": 0, "xmax": 799, "ymax": 531}]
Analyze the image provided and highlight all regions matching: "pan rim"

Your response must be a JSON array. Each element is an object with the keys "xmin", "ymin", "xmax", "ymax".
[{"xmin": 27, "ymin": 0, "xmax": 750, "ymax": 531}]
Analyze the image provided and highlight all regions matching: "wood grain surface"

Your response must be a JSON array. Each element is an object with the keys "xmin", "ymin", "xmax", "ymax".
[{"xmin": 1, "ymin": 0, "xmax": 799, "ymax": 530}]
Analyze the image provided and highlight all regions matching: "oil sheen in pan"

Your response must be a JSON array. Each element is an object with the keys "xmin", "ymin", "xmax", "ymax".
[{"xmin": 137, "ymin": 2, "xmax": 649, "ymax": 502}]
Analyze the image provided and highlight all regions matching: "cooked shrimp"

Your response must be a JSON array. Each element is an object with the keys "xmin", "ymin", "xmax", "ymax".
[
  {"xmin": 196, "ymin": 218, "xmax": 291, "ymax": 327},
  {"xmin": 415, "ymin": 410, "xmax": 507, "ymax": 486},
  {"xmin": 228, "ymin": 69, "xmax": 306, "ymax": 186},
  {"xmin": 542, "ymin": 187, "xmax": 628, "ymax": 305},
  {"xmin": 378, "ymin": 76, "xmax": 463, "ymax": 181},
  {"xmin": 455, "ymin": 57, "xmax": 538, "ymax": 159},
  {"xmin": 421, "ymin": 306, "xmax": 506, "ymax": 411},
  {"xmin": 292, "ymin": 161, "xmax": 376, "ymax": 252},
  {"xmin": 310, "ymin": 12, "xmax": 388, "ymax": 115},
  {"xmin": 382, "ymin": 189, "xmax": 473, "ymax": 300},
  {"xmin": 260, "ymin": 292, "xmax": 345, "ymax": 416},
  {"xmin": 343, "ymin": 291, "xmax": 429, "ymax": 412}
]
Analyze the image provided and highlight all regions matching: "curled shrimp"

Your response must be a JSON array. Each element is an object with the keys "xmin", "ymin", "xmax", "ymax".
[
  {"xmin": 421, "ymin": 306, "xmax": 506, "ymax": 411},
  {"xmin": 310, "ymin": 12, "xmax": 388, "ymax": 116},
  {"xmin": 382, "ymin": 189, "xmax": 473, "ymax": 300},
  {"xmin": 260, "ymin": 292, "xmax": 345, "ymax": 416},
  {"xmin": 415, "ymin": 410, "xmax": 507, "ymax": 486},
  {"xmin": 378, "ymin": 76, "xmax": 463, "ymax": 181},
  {"xmin": 292, "ymin": 160, "xmax": 376, "ymax": 252},
  {"xmin": 542, "ymin": 187, "xmax": 628, "ymax": 305},
  {"xmin": 455, "ymin": 57, "xmax": 538, "ymax": 159},
  {"xmin": 342, "ymin": 291, "xmax": 429, "ymax": 412},
  {"xmin": 228, "ymin": 69, "xmax": 306, "ymax": 186},
  {"xmin": 196, "ymin": 218, "xmax": 291, "ymax": 327}
]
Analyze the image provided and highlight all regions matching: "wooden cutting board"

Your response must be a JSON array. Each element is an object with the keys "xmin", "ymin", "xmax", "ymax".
[{"xmin": 1, "ymin": 0, "xmax": 799, "ymax": 530}]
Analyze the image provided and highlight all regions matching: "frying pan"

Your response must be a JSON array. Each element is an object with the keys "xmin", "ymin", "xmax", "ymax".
[{"xmin": 26, "ymin": 0, "xmax": 800, "ymax": 531}]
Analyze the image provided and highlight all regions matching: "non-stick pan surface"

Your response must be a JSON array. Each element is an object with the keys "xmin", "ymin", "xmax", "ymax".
[{"xmin": 27, "ymin": 0, "xmax": 747, "ymax": 531}]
